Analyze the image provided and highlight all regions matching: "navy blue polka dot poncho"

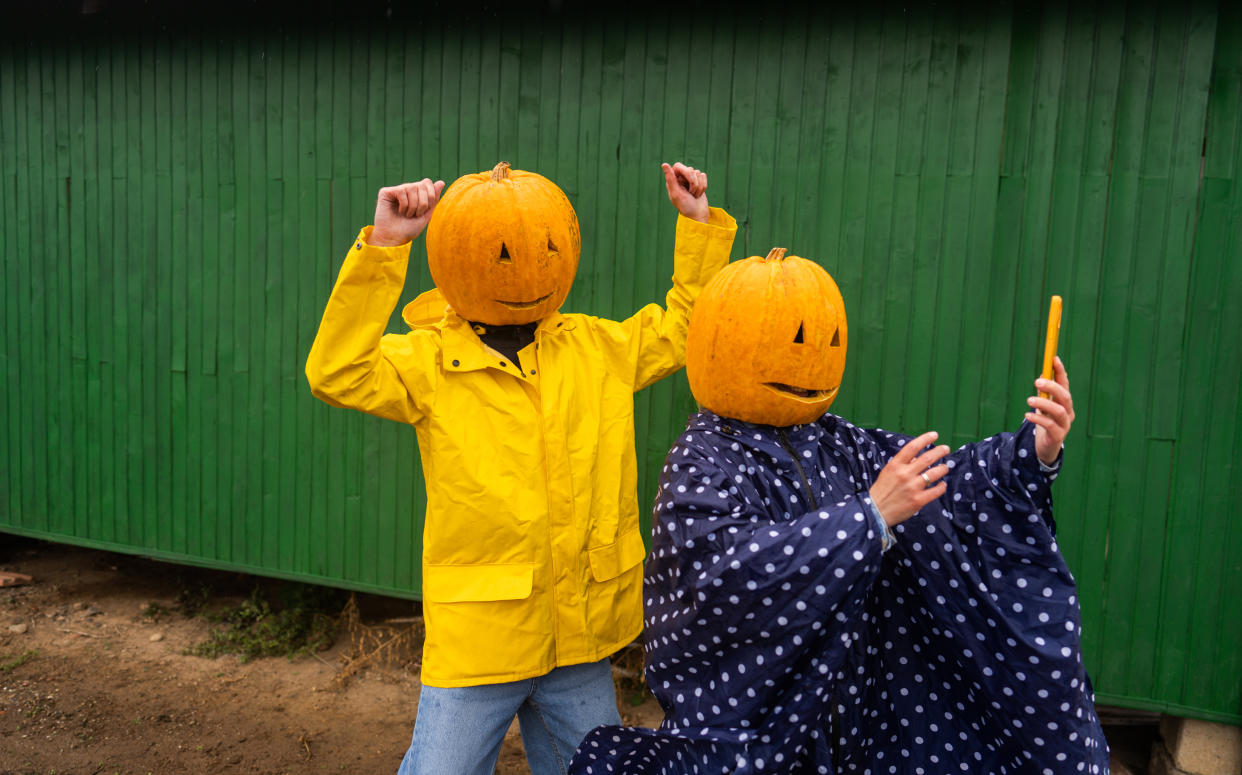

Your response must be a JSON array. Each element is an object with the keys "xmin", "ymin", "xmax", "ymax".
[{"xmin": 570, "ymin": 410, "xmax": 1109, "ymax": 775}]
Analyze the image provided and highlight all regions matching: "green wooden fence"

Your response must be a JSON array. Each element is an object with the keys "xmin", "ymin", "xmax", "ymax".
[{"xmin": 2, "ymin": 3, "xmax": 1239, "ymax": 724}]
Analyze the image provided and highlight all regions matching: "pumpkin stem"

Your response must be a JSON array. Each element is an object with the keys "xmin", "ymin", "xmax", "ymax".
[
  {"xmin": 765, "ymin": 247, "xmax": 788, "ymax": 261},
  {"xmin": 490, "ymin": 161, "xmax": 512, "ymax": 181}
]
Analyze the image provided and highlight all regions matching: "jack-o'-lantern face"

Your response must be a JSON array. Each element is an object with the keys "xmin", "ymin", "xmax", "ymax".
[
  {"xmin": 686, "ymin": 247, "xmax": 847, "ymax": 427},
  {"xmin": 425, "ymin": 162, "xmax": 581, "ymax": 325}
]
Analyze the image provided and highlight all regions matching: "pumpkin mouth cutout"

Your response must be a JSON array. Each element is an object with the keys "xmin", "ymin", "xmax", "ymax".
[
  {"xmin": 496, "ymin": 291, "xmax": 554, "ymax": 310},
  {"xmin": 764, "ymin": 382, "xmax": 837, "ymax": 402}
]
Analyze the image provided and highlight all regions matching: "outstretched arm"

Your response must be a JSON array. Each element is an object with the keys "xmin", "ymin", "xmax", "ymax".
[
  {"xmin": 597, "ymin": 162, "xmax": 736, "ymax": 390},
  {"xmin": 305, "ymin": 179, "xmax": 445, "ymax": 423}
]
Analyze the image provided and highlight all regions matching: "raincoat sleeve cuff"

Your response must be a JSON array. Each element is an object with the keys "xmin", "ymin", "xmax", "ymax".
[
  {"xmin": 356, "ymin": 225, "xmax": 414, "ymax": 261},
  {"xmin": 1038, "ymin": 448, "xmax": 1063, "ymax": 474},
  {"xmin": 863, "ymin": 494, "xmax": 896, "ymax": 553},
  {"xmin": 675, "ymin": 207, "xmax": 738, "ymax": 238},
  {"xmin": 671, "ymin": 207, "xmax": 737, "ymax": 288}
]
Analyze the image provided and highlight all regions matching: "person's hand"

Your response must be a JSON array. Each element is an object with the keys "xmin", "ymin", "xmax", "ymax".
[
  {"xmin": 369, "ymin": 178, "xmax": 446, "ymax": 247},
  {"xmin": 1027, "ymin": 356, "xmax": 1074, "ymax": 466},
  {"xmin": 868, "ymin": 431, "xmax": 952, "ymax": 527},
  {"xmin": 662, "ymin": 162, "xmax": 709, "ymax": 223}
]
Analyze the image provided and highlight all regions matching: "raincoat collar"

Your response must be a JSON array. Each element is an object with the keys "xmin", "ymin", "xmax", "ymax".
[{"xmin": 400, "ymin": 289, "xmax": 578, "ymax": 375}]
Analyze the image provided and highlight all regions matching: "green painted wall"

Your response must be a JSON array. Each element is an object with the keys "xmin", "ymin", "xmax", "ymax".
[{"xmin": 2, "ymin": 3, "xmax": 1239, "ymax": 723}]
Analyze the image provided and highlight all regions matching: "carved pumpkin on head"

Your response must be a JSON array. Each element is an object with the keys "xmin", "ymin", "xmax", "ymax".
[
  {"xmin": 426, "ymin": 162, "xmax": 581, "ymax": 325},
  {"xmin": 686, "ymin": 247, "xmax": 848, "ymax": 427}
]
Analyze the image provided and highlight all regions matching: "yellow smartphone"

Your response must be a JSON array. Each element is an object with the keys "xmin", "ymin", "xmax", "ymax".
[{"xmin": 1039, "ymin": 295, "xmax": 1062, "ymax": 399}]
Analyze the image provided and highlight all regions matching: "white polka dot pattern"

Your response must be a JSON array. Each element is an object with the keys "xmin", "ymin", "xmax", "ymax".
[{"xmin": 569, "ymin": 411, "xmax": 1109, "ymax": 774}]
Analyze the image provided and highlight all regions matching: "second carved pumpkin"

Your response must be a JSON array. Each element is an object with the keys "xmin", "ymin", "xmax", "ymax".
[
  {"xmin": 426, "ymin": 162, "xmax": 581, "ymax": 325},
  {"xmin": 686, "ymin": 247, "xmax": 848, "ymax": 427}
]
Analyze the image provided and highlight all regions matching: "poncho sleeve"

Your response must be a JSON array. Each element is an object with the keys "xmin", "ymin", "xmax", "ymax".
[
  {"xmin": 573, "ymin": 426, "xmax": 890, "ymax": 774},
  {"xmin": 834, "ymin": 421, "xmax": 1109, "ymax": 772}
]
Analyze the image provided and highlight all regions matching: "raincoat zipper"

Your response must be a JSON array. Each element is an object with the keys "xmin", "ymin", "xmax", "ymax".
[{"xmin": 776, "ymin": 428, "xmax": 818, "ymax": 511}]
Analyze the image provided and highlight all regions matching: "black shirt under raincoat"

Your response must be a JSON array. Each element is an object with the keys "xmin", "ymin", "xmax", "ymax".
[{"xmin": 570, "ymin": 410, "xmax": 1109, "ymax": 775}]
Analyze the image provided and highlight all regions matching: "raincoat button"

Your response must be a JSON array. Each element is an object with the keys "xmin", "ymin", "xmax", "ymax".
[
  {"xmin": 452, "ymin": 359, "xmax": 460, "ymax": 367},
  {"xmin": 355, "ymin": 242, "xmax": 362, "ymax": 250},
  {"xmin": 530, "ymin": 369, "xmax": 536, "ymax": 375},
  {"xmin": 500, "ymin": 361, "xmax": 507, "ymax": 367}
]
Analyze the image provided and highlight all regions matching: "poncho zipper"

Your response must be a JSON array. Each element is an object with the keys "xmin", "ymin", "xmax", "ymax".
[{"xmin": 776, "ymin": 429, "xmax": 817, "ymax": 511}]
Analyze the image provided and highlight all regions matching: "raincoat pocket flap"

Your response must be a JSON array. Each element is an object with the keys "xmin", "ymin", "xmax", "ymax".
[
  {"xmin": 588, "ymin": 530, "xmax": 647, "ymax": 582},
  {"xmin": 423, "ymin": 562, "xmax": 535, "ymax": 603}
]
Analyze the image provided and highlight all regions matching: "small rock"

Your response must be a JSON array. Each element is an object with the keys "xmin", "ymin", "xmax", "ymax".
[
  {"xmin": 73, "ymin": 602, "xmax": 87, "ymax": 611},
  {"xmin": 149, "ymin": 632, "xmax": 165, "ymax": 642},
  {"xmin": 8, "ymin": 622, "xmax": 28, "ymax": 634}
]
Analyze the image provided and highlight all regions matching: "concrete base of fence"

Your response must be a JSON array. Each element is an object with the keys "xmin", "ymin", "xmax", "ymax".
[{"xmin": 1150, "ymin": 715, "xmax": 1242, "ymax": 775}]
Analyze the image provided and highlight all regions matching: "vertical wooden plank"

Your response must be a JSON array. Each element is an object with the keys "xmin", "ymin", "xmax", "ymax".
[
  {"xmin": 217, "ymin": 33, "xmax": 243, "ymax": 562},
  {"xmin": 835, "ymin": 15, "xmax": 880, "ymax": 416},
  {"xmin": 960, "ymin": 7, "xmax": 1013, "ymax": 439},
  {"xmin": 1146, "ymin": 0, "xmax": 1219, "ymax": 706},
  {"xmin": 89, "ymin": 34, "xmax": 112, "ymax": 544},
  {"xmin": 877, "ymin": 13, "xmax": 932, "ymax": 428},
  {"xmin": 183, "ymin": 31, "xmax": 204, "ymax": 559},
  {"xmin": 899, "ymin": 11, "xmax": 953, "ymax": 430},
  {"xmin": 587, "ymin": 19, "xmax": 623, "ymax": 318},
  {"xmin": 45, "ymin": 42, "xmax": 72, "ymax": 537},
  {"xmin": 261, "ymin": 30, "xmax": 285, "ymax": 575},
  {"xmin": 25, "ymin": 43, "xmax": 50, "ymax": 536},
  {"xmin": 322, "ymin": 31, "xmax": 352, "ymax": 581},
  {"xmin": 136, "ymin": 35, "xmax": 158, "ymax": 551},
  {"xmin": 63, "ymin": 39, "xmax": 88, "ymax": 541},
  {"xmin": 292, "ymin": 30, "xmax": 318, "ymax": 577},
  {"xmin": 83, "ymin": 34, "xmax": 107, "ymax": 543},
  {"xmin": 926, "ymin": 9, "xmax": 983, "ymax": 441},
  {"xmin": 724, "ymin": 15, "xmax": 756, "ymax": 258},
  {"xmin": 744, "ymin": 11, "xmax": 785, "ymax": 254},
  {"xmin": 110, "ymin": 38, "xmax": 133, "ymax": 545},
  {"xmin": 635, "ymin": 14, "xmax": 671, "ymax": 506},
  {"xmin": 703, "ymin": 12, "xmax": 735, "ymax": 257},
  {"xmin": 246, "ymin": 32, "xmax": 271, "ymax": 569},
  {"xmin": 275, "ymin": 31, "xmax": 300, "ymax": 577},
  {"xmin": 1148, "ymin": 2, "xmax": 1216, "ymax": 440},
  {"xmin": 474, "ymin": 23, "xmax": 500, "ymax": 167},
  {"xmin": 854, "ymin": 10, "xmax": 905, "ymax": 427},
  {"xmin": 565, "ymin": 18, "xmax": 600, "ymax": 315},
  {"xmin": 1090, "ymin": 0, "xmax": 1154, "ymax": 689},
  {"xmin": 1112, "ymin": 3, "xmax": 1203, "ymax": 701},
  {"xmin": 790, "ymin": 12, "xmax": 831, "ymax": 258},
  {"xmin": 120, "ymin": 39, "xmax": 144, "ymax": 543},
  {"xmin": 167, "ymin": 35, "xmax": 189, "ymax": 556},
  {"xmin": 0, "ymin": 39, "xmax": 19, "ymax": 527},
  {"xmin": 199, "ymin": 32, "xmax": 223, "ymax": 561},
  {"xmin": 1061, "ymin": 6, "xmax": 1125, "ymax": 612}
]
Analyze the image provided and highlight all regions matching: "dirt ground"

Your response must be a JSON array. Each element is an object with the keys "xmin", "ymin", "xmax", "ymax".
[
  {"xmin": 0, "ymin": 536, "xmax": 662, "ymax": 775},
  {"xmin": 0, "ymin": 536, "xmax": 1159, "ymax": 775}
]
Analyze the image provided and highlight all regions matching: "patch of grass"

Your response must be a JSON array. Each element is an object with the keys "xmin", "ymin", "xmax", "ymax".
[
  {"xmin": 0, "ymin": 649, "xmax": 38, "ymax": 673},
  {"xmin": 185, "ymin": 583, "xmax": 345, "ymax": 663},
  {"xmin": 173, "ymin": 582, "xmax": 214, "ymax": 617},
  {"xmin": 140, "ymin": 602, "xmax": 169, "ymax": 620}
]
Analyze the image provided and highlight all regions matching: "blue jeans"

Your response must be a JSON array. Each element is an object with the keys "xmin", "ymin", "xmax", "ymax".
[{"xmin": 397, "ymin": 658, "xmax": 621, "ymax": 775}]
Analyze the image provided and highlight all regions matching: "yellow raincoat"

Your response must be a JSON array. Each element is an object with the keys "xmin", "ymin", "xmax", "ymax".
[{"xmin": 306, "ymin": 209, "xmax": 737, "ymax": 687}]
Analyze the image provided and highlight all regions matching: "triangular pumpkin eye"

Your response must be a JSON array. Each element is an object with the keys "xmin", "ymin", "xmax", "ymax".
[
  {"xmin": 548, "ymin": 238, "xmax": 559, "ymax": 255},
  {"xmin": 498, "ymin": 243, "xmax": 512, "ymax": 263},
  {"xmin": 793, "ymin": 322, "xmax": 805, "ymax": 344},
  {"xmin": 830, "ymin": 327, "xmax": 841, "ymax": 347}
]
